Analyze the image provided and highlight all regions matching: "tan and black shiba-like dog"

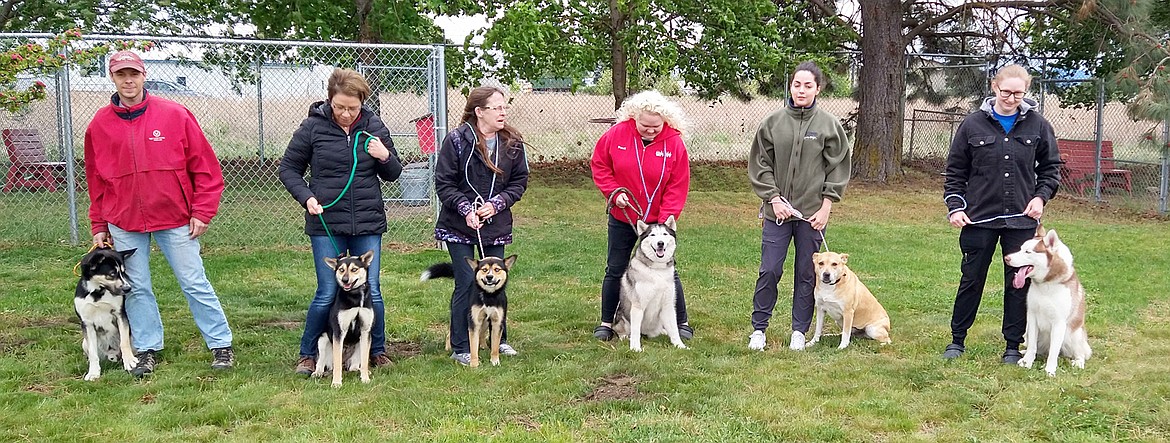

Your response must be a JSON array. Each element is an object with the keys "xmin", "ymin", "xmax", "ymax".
[
  {"xmin": 312, "ymin": 251, "xmax": 375, "ymax": 387},
  {"xmin": 1003, "ymin": 225, "xmax": 1091, "ymax": 376},
  {"xmin": 808, "ymin": 251, "xmax": 892, "ymax": 349},
  {"xmin": 74, "ymin": 246, "xmax": 138, "ymax": 381},
  {"xmin": 424, "ymin": 255, "xmax": 517, "ymax": 368}
]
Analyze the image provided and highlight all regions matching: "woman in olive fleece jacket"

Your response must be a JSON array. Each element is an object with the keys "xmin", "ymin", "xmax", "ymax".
[{"xmin": 746, "ymin": 62, "xmax": 851, "ymax": 352}]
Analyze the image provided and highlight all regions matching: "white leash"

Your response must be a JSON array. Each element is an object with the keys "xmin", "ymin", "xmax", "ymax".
[
  {"xmin": 772, "ymin": 196, "xmax": 829, "ymax": 252},
  {"xmin": 469, "ymin": 196, "xmax": 487, "ymax": 259},
  {"xmin": 944, "ymin": 194, "xmax": 1029, "ymax": 225}
]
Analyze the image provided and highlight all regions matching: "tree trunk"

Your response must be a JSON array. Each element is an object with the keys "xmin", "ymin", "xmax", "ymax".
[
  {"xmin": 855, "ymin": 0, "xmax": 905, "ymax": 183},
  {"xmin": 609, "ymin": 0, "xmax": 628, "ymax": 110},
  {"xmin": 355, "ymin": 0, "xmax": 382, "ymax": 115}
]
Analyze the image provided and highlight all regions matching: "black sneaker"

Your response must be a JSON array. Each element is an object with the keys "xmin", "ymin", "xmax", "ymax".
[
  {"xmin": 1001, "ymin": 349, "xmax": 1023, "ymax": 365},
  {"xmin": 131, "ymin": 350, "xmax": 157, "ymax": 377},
  {"xmin": 211, "ymin": 346, "xmax": 235, "ymax": 369},
  {"xmin": 942, "ymin": 343, "xmax": 965, "ymax": 359},
  {"xmin": 678, "ymin": 324, "xmax": 694, "ymax": 340},
  {"xmin": 593, "ymin": 325, "xmax": 615, "ymax": 341}
]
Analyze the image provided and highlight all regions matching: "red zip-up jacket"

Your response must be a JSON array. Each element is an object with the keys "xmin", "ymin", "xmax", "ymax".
[
  {"xmin": 85, "ymin": 92, "xmax": 225, "ymax": 235},
  {"xmin": 590, "ymin": 119, "xmax": 690, "ymax": 224}
]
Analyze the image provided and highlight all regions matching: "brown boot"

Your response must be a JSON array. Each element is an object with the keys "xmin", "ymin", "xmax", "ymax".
[
  {"xmin": 370, "ymin": 353, "xmax": 392, "ymax": 368},
  {"xmin": 294, "ymin": 356, "xmax": 315, "ymax": 375}
]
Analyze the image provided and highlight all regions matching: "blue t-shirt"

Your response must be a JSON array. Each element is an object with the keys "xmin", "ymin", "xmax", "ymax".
[{"xmin": 993, "ymin": 109, "xmax": 1019, "ymax": 134}]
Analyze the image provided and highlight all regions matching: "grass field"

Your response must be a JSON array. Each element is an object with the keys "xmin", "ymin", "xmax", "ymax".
[{"xmin": 1, "ymin": 168, "xmax": 1168, "ymax": 442}]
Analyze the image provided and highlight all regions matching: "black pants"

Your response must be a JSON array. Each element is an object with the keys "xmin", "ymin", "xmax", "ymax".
[
  {"xmin": 751, "ymin": 219, "xmax": 823, "ymax": 333},
  {"xmin": 600, "ymin": 215, "xmax": 688, "ymax": 324},
  {"xmin": 950, "ymin": 226, "xmax": 1032, "ymax": 348},
  {"xmin": 447, "ymin": 242, "xmax": 508, "ymax": 354}
]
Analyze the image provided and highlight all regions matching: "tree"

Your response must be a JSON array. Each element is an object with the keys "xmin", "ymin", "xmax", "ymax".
[
  {"xmin": 0, "ymin": 0, "xmax": 238, "ymax": 34},
  {"xmin": 433, "ymin": 0, "xmax": 853, "ymax": 109},
  {"xmin": 846, "ymin": 0, "xmax": 1170, "ymax": 183}
]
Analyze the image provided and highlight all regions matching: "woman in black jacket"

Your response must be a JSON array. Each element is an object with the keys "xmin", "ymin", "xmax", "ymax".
[
  {"xmin": 942, "ymin": 64, "xmax": 1062, "ymax": 364},
  {"xmin": 279, "ymin": 69, "xmax": 403, "ymax": 375},
  {"xmin": 434, "ymin": 86, "xmax": 529, "ymax": 366}
]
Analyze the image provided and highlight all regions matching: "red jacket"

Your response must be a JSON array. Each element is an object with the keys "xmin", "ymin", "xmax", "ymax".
[
  {"xmin": 590, "ymin": 119, "xmax": 690, "ymax": 224},
  {"xmin": 85, "ymin": 93, "xmax": 225, "ymax": 235}
]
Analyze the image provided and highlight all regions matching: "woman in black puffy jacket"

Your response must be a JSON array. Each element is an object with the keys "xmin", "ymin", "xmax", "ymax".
[
  {"xmin": 279, "ymin": 69, "xmax": 403, "ymax": 375},
  {"xmin": 433, "ymin": 86, "xmax": 529, "ymax": 366}
]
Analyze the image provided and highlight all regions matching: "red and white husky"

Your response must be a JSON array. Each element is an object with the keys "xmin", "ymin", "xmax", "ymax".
[{"xmin": 1003, "ymin": 225, "xmax": 1092, "ymax": 376}]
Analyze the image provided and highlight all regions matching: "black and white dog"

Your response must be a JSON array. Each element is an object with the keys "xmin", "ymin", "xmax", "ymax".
[
  {"xmin": 614, "ymin": 215, "xmax": 687, "ymax": 352},
  {"xmin": 74, "ymin": 247, "xmax": 137, "ymax": 381},
  {"xmin": 312, "ymin": 251, "xmax": 375, "ymax": 388}
]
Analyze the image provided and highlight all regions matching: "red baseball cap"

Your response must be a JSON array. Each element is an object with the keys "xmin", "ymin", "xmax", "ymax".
[{"xmin": 109, "ymin": 51, "xmax": 145, "ymax": 74}]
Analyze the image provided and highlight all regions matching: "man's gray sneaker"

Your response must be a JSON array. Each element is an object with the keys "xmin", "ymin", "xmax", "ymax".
[
  {"xmin": 130, "ymin": 350, "xmax": 157, "ymax": 377},
  {"xmin": 211, "ymin": 346, "xmax": 235, "ymax": 369},
  {"xmin": 942, "ymin": 343, "xmax": 966, "ymax": 359},
  {"xmin": 1001, "ymin": 349, "xmax": 1023, "ymax": 365},
  {"xmin": 498, "ymin": 344, "xmax": 518, "ymax": 356},
  {"xmin": 451, "ymin": 352, "xmax": 471, "ymax": 366}
]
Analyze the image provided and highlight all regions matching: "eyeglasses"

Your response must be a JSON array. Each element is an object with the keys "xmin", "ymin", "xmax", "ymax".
[
  {"xmin": 997, "ymin": 89, "xmax": 1026, "ymax": 99},
  {"xmin": 331, "ymin": 103, "xmax": 361, "ymax": 115},
  {"xmin": 480, "ymin": 104, "xmax": 511, "ymax": 112}
]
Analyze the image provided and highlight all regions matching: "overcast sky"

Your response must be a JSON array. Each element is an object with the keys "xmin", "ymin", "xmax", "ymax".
[{"xmin": 433, "ymin": 14, "xmax": 489, "ymax": 44}]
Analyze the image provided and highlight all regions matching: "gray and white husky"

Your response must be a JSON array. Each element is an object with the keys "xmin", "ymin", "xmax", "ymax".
[{"xmin": 613, "ymin": 215, "xmax": 687, "ymax": 352}]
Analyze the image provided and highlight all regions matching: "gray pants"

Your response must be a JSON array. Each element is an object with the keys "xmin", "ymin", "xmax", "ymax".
[{"xmin": 751, "ymin": 219, "xmax": 823, "ymax": 333}]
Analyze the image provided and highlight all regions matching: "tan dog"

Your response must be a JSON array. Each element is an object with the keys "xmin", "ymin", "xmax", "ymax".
[{"xmin": 808, "ymin": 251, "xmax": 892, "ymax": 349}]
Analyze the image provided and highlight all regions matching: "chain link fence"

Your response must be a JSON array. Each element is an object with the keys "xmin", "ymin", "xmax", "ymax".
[
  {"xmin": 0, "ymin": 34, "xmax": 447, "ymax": 246},
  {"xmin": 3, "ymin": 38, "xmax": 1167, "ymax": 247}
]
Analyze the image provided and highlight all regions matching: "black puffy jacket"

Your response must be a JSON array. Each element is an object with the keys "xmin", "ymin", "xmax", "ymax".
[
  {"xmin": 434, "ymin": 122, "xmax": 529, "ymax": 245},
  {"xmin": 279, "ymin": 101, "xmax": 403, "ymax": 236},
  {"xmin": 943, "ymin": 97, "xmax": 1061, "ymax": 230}
]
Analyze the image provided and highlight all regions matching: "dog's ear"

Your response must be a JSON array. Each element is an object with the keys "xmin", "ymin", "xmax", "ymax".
[
  {"xmin": 663, "ymin": 215, "xmax": 677, "ymax": 231},
  {"xmin": 503, "ymin": 254, "xmax": 518, "ymax": 270},
  {"xmin": 812, "ymin": 252, "xmax": 821, "ymax": 262},
  {"xmin": 840, "ymin": 253, "xmax": 849, "ymax": 263},
  {"xmin": 1044, "ymin": 229, "xmax": 1060, "ymax": 248},
  {"xmin": 464, "ymin": 256, "xmax": 479, "ymax": 270},
  {"xmin": 635, "ymin": 219, "xmax": 648, "ymax": 235},
  {"xmin": 1035, "ymin": 223, "xmax": 1046, "ymax": 238},
  {"xmin": 324, "ymin": 256, "xmax": 339, "ymax": 270},
  {"xmin": 120, "ymin": 248, "xmax": 137, "ymax": 260},
  {"xmin": 359, "ymin": 250, "xmax": 374, "ymax": 267}
]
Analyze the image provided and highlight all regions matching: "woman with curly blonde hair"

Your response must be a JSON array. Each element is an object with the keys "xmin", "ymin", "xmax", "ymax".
[{"xmin": 589, "ymin": 89, "xmax": 693, "ymax": 341}]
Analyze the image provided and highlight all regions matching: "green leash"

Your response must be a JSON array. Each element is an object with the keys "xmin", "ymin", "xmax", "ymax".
[{"xmin": 318, "ymin": 130, "xmax": 375, "ymax": 256}]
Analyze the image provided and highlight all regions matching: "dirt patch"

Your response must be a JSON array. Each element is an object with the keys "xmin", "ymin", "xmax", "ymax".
[
  {"xmin": 258, "ymin": 320, "xmax": 301, "ymax": 330},
  {"xmin": 583, "ymin": 373, "xmax": 640, "ymax": 402},
  {"xmin": 0, "ymin": 335, "xmax": 33, "ymax": 354},
  {"xmin": 24, "ymin": 384, "xmax": 53, "ymax": 394},
  {"xmin": 385, "ymin": 340, "xmax": 423, "ymax": 359}
]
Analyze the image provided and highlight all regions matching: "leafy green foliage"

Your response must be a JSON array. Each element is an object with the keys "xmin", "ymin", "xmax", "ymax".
[
  {"xmin": 437, "ymin": 0, "xmax": 852, "ymax": 103},
  {"xmin": 0, "ymin": 29, "xmax": 153, "ymax": 113}
]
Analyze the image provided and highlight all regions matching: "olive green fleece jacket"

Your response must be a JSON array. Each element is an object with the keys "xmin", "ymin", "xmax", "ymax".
[{"xmin": 748, "ymin": 102, "xmax": 851, "ymax": 222}]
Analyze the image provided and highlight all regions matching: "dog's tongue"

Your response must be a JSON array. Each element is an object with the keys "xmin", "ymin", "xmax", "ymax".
[{"xmin": 1012, "ymin": 266, "xmax": 1033, "ymax": 289}]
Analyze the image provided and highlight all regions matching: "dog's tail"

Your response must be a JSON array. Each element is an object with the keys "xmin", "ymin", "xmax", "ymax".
[{"xmin": 420, "ymin": 262, "xmax": 455, "ymax": 281}]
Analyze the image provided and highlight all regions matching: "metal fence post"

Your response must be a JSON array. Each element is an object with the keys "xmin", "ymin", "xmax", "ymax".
[
  {"xmin": 56, "ymin": 45, "xmax": 79, "ymax": 246},
  {"xmin": 256, "ymin": 54, "xmax": 265, "ymax": 162},
  {"xmin": 1094, "ymin": 79, "xmax": 1105, "ymax": 202},
  {"xmin": 1162, "ymin": 118, "xmax": 1169, "ymax": 214}
]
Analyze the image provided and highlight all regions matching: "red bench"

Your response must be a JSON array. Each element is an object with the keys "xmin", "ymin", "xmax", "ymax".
[
  {"xmin": 3, "ymin": 128, "xmax": 66, "ymax": 192},
  {"xmin": 1056, "ymin": 139, "xmax": 1132, "ymax": 196}
]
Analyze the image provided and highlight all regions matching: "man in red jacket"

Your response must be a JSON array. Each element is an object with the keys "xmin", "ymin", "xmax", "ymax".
[{"xmin": 84, "ymin": 51, "xmax": 234, "ymax": 377}]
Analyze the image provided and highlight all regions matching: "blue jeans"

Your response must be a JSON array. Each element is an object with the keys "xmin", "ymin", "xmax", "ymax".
[
  {"xmin": 446, "ymin": 242, "xmax": 508, "ymax": 354},
  {"xmin": 299, "ymin": 234, "xmax": 386, "ymax": 358},
  {"xmin": 108, "ymin": 224, "xmax": 233, "ymax": 351}
]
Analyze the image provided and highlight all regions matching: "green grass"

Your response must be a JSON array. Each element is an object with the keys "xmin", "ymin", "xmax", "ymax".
[{"xmin": 1, "ymin": 170, "xmax": 1169, "ymax": 442}]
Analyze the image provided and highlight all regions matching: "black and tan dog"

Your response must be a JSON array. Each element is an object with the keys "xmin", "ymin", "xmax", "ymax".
[
  {"xmin": 424, "ymin": 255, "xmax": 517, "ymax": 368},
  {"xmin": 312, "ymin": 251, "xmax": 375, "ymax": 387},
  {"xmin": 74, "ymin": 246, "xmax": 138, "ymax": 381}
]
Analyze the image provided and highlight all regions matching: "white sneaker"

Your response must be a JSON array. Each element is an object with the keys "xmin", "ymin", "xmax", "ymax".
[
  {"xmin": 748, "ymin": 330, "xmax": 766, "ymax": 351},
  {"xmin": 789, "ymin": 331, "xmax": 806, "ymax": 351},
  {"xmin": 499, "ymin": 343, "xmax": 518, "ymax": 356}
]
